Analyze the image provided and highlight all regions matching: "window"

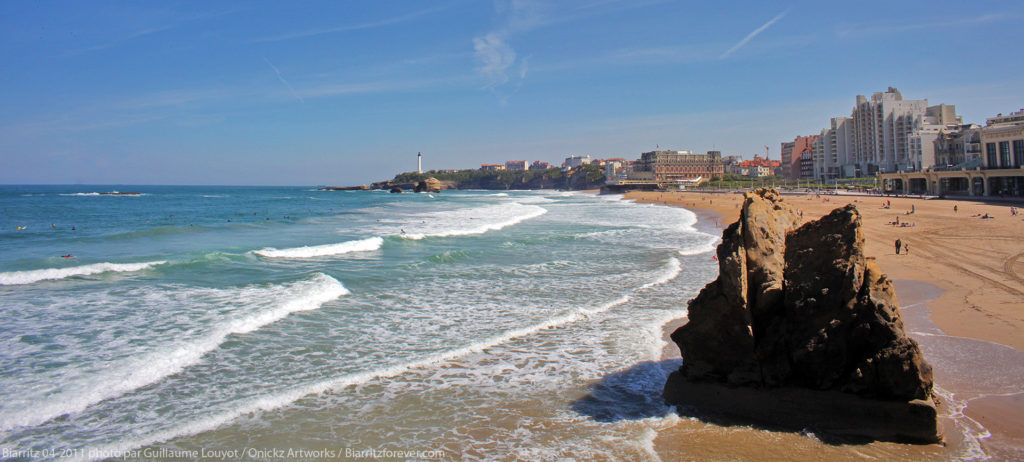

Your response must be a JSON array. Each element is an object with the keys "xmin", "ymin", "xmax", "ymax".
[
  {"xmin": 1014, "ymin": 139, "xmax": 1024, "ymax": 167},
  {"xmin": 987, "ymin": 142, "xmax": 998, "ymax": 167},
  {"xmin": 1000, "ymin": 141, "xmax": 1011, "ymax": 168}
]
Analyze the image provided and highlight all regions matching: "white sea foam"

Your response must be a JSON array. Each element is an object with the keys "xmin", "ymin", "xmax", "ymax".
[
  {"xmin": 399, "ymin": 203, "xmax": 547, "ymax": 240},
  {"xmin": 677, "ymin": 236, "xmax": 720, "ymax": 256},
  {"xmin": 639, "ymin": 258, "xmax": 682, "ymax": 289},
  {"xmin": 86, "ymin": 292, "xmax": 635, "ymax": 457},
  {"xmin": 517, "ymin": 196, "xmax": 556, "ymax": 204},
  {"xmin": 0, "ymin": 273, "xmax": 347, "ymax": 433},
  {"xmin": 58, "ymin": 192, "xmax": 144, "ymax": 197},
  {"xmin": 254, "ymin": 237, "xmax": 384, "ymax": 258},
  {"xmin": 0, "ymin": 261, "xmax": 167, "ymax": 286},
  {"xmin": 81, "ymin": 247, "xmax": 689, "ymax": 456}
]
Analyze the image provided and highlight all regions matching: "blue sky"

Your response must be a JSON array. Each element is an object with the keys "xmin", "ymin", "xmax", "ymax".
[{"xmin": 2, "ymin": 0, "xmax": 1022, "ymax": 185}]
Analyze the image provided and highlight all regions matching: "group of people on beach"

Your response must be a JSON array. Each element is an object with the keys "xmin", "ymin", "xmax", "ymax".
[
  {"xmin": 890, "ymin": 216, "xmax": 915, "ymax": 227},
  {"xmin": 895, "ymin": 238, "xmax": 909, "ymax": 255}
]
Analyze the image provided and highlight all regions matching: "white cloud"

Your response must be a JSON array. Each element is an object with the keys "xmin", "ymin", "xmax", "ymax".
[
  {"xmin": 720, "ymin": 10, "xmax": 788, "ymax": 59},
  {"xmin": 473, "ymin": 33, "xmax": 517, "ymax": 87},
  {"xmin": 251, "ymin": 3, "xmax": 455, "ymax": 43},
  {"xmin": 836, "ymin": 13, "xmax": 1015, "ymax": 38},
  {"xmin": 264, "ymin": 58, "xmax": 304, "ymax": 104}
]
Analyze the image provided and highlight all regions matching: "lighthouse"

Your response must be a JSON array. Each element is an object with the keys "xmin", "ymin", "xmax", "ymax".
[{"xmin": 417, "ymin": 152, "xmax": 422, "ymax": 174}]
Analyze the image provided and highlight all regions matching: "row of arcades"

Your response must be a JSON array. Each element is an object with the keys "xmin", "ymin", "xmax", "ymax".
[{"xmin": 882, "ymin": 170, "xmax": 1024, "ymax": 198}]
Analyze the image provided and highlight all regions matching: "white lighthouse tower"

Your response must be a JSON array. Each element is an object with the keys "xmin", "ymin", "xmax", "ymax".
[{"xmin": 417, "ymin": 152, "xmax": 422, "ymax": 174}]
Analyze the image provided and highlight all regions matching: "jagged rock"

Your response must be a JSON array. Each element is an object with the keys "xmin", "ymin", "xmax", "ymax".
[
  {"xmin": 389, "ymin": 187, "xmax": 403, "ymax": 194},
  {"xmin": 666, "ymin": 189, "xmax": 939, "ymax": 442},
  {"xmin": 319, "ymin": 185, "xmax": 370, "ymax": 191},
  {"xmin": 415, "ymin": 178, "xmax": 442, "ymax": 193}
]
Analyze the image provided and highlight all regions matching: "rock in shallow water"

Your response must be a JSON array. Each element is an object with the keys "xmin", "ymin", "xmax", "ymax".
[{"xmin": 666, "ymin": 188, "xmax": 940, "ymax": 443}]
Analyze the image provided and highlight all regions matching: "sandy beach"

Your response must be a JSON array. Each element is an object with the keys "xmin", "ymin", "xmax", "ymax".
[
  {"xmin": 626, "ymin": 189, "xmax": 1024, "ymax": 460},
  {"xmin": 628, "ymin": 190, "xmax": 1024, "ymax": 349}
]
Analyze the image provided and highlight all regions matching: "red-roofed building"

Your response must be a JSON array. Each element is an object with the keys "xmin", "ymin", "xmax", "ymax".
[{"xmin": 736, "ymin": 155, "xmax": 781, "ymax": 177}]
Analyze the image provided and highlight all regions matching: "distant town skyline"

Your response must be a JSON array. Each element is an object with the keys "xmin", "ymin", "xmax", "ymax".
[{"xmin": 2, "ymin": 1, "xmax": 1023, "ymax": 185}]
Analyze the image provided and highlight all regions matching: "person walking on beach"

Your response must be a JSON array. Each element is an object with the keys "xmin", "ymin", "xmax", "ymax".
[
  {"xmin": 895, "ymin": 238, "xmax": 902, "ymax": 255},
  {"xmin": 904, "ymin": 243, "xmax": 909, "ymax": 255}
]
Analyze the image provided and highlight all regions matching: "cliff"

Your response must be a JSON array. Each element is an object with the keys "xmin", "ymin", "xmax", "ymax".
[
  {"xmin": 664, "ymin": 188, "xmax": 940, "ymax": 443},
  {"xmin": 379, "ymin": 165, "xmax": 605, "ymax": 191}
]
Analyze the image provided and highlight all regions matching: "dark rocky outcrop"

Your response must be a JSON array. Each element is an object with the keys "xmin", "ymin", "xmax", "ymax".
[
  {"xmin": 389, "ymin": 187, "xmax": 402, "ymax": 194},
  {"xmin": 319, "ymin": 184, "xmax": 370, "ymax": 191},
  {"xmin": 665, "ymin": 188, "xmax": 940, "ymax": 443}
]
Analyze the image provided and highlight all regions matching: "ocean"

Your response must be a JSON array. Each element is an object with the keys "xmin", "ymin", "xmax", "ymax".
[{"xmin": 0, "ymin": 186, "xmax": 721, "ymax": 460}]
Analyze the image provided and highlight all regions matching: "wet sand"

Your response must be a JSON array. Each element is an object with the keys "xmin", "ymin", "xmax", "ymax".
[{"xmin": 625, "ymin": 189, "xmax": 1024, "ymax": 460}]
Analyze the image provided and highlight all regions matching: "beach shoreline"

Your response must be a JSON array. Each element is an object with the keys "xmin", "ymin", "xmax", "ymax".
[
  {"xmin": 627, "ymin": 189, "xmax": 1024, "ymax": 351},
  {"xmin": 624, "ymin": 189, "xmax": 1024, "ymax": 460}
]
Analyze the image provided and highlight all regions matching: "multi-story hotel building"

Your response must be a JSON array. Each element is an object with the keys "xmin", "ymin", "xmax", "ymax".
[
  {"xmin": 628, "ymin": 150, "xmax": 724, "ymax": 183},
  {"xmin": 815, "ymin": 117, "xmax": 853, "ymax": 179},
  {"xmin": 850, "ymin": 87, "xmax": 929, "ymax": 175},
  {"xmin": 810, "ymin": 88, "xmax": 959, "ymax": 178}
]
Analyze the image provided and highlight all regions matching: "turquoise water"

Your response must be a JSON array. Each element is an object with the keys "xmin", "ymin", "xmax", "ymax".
[{"xmin": 0, "ymin": 186, "xmax": 721, "ymax": 459}]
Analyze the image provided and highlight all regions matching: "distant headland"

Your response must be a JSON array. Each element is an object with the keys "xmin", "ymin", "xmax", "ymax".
[{"xmin": 320, "ymin": 164, "xmax": 607, "ymax": 192}]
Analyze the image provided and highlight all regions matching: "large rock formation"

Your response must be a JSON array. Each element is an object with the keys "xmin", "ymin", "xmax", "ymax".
[
  {"xmin": 665, "ymin": 189, "xmax": 939, "ymax": 442},
  {"xmin": 415, "ymin": 178, "xmax": 442, "ymax": 193}
]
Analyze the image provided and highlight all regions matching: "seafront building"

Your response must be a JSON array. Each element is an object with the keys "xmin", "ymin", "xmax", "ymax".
[
  {"xmin": 934, "ymin": 124, "xmax": 982, "ymax": 167},
  {"xmin": 804, "ymin": 87, "xmax": 960, "ymax": 179},
  {"xmin": 814, "ymin": 117, "xmax": 853, "ymax": 179},
  {"xmin": 879, "ymin": 108, "xmax": 1024, "ymax": 196},
  {"xmin": 627, "ymin": 150, "xmax": 724, "ymax": 183},
  {"xmin": 780, "ymin": 135, "xmax": 818, "ymax": 179},
  {"xmin": 800, "ymin": 149, "xmax": 814, "ymax": 179}
]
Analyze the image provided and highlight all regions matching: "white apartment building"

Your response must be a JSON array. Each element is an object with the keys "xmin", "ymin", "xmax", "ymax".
[
  {"xmin": 850, "ymin": 87, "xmax": 929, "ymax": 175},
  {"xmin": 563, "ymin": 155, "xmax": 591, "ymax": 168},
  {"xmin": 811, "ymin": 88, "xmax": 959, "ymax": 178},
  {"xmin": 815, "ymin": 116, "xmax": 853, "ymax": 179}
]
